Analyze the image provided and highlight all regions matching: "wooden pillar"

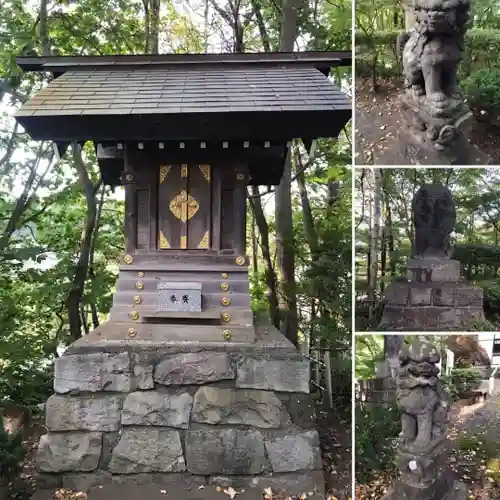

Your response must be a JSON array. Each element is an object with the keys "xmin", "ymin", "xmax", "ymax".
[
  {"xmin": 124, "ymin": 146, "xmax": 137, "ymax": 253},
  {"xmin": 233, "ymin": 168, "xmax": 247, "ymax": 256}
]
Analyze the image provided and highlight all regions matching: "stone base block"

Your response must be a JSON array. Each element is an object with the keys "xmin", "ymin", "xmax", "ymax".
[
  {"xmin": 406, "ymin": 259, "xmax": 460, "ymax": 283},
  {"xmin": 36, "ymin": 328, "xmax": 323, "ymax": 496}
]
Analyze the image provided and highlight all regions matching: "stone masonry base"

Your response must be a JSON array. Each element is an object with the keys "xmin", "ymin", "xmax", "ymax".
[
  {"xmin": 36, "ymin": 326, "xmax": 324, "ymax": 496},
  {"xmin": 379, "ymin": 281, "xmax": 484, "ymax": 331}
]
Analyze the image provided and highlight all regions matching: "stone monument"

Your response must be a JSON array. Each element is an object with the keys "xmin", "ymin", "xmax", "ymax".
[
  {"xmin": 380, "ymin": 184, "xmax": 484, "ymax": 330},
  {"xmin": 382, "ymin": 337, "xmax": 467, "ymax": 500},
  {"xmin": 398, "ymin": 0, "xmax": 479, "ymax": 164},
  {"xmin": 14, "ymin": 52, "xmax": 351, "ymax": 496}
]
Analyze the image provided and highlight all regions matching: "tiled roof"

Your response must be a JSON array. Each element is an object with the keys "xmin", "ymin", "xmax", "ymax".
[{"xmin": 16, "ymin": 66, "xmax": 349, "ymax": 118}]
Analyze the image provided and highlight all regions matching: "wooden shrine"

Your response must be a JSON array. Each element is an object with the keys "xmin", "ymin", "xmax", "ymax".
[{"xmin": 15, "ymin": 52, "xmax": 351, "ymax": 343}]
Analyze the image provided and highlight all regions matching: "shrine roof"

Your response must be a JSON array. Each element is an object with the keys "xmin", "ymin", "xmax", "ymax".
[{"xmin": 15, "ymin": 51, "xmax": 351, "ymax": 142}]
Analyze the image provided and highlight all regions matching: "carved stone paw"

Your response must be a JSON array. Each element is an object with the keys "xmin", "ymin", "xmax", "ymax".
[
  {"xmin": 437, "ymin": 125, "xmax": 456, "ymax": 145},
  {"xmin": 428, "ymin": 92, "xmax": 447, "ymax": 103}
]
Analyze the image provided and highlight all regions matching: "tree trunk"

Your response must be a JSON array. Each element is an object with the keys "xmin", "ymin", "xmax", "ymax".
[
  {"xmin": 149, "ymin": 0, "xmax": 160, "ymax": 54},
  {"xmin": 249, "ymin": 187, "xmax": 280, "ymax": 328},
  {"xmin": 66, "ymin": 145, "xmax": 100, "ymax": 342},
  {"xmin": 368, "ymin": 168, "xmax": 382, "ymax": 321},
  {"xmin": 384, "ymin": 335, "xmax": 404, "ymax": 379},
  {"xmin": 39, "ymin": 0, "xmax": 50, "ymax": 56},
  {"xmin": 274, "ymin": 0, "xmax": 300, "ymax": 345}
]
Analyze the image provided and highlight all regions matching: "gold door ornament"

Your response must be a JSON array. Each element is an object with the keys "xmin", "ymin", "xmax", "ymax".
[
  {"xmin": 199, "ymin": 164, "xmax": 211, "ymax": 182},
  {"xmin": 169, "ymin": 190, "xmax": 199, "ymax": 222},
  {"xmin": 198, "ymin": 230, "xmax": 210, "ymax": 249},
  {"xmin": 159, "ymin": 165, "xmax": 171, "ymax": 184},
  {"xmin": 159, "ymin": 230, "xmax": 170, "ymax": 249}
]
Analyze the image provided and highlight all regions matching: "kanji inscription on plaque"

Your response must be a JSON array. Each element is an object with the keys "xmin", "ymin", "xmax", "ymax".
[{"xmin": 157, "ymin": 282, "xmax": 202, "ymax": 312}]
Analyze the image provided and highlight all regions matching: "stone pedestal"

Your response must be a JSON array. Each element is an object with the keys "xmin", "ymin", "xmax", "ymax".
[
  {"xmin": 36, "ymin": 325, "xmax": 324, "ymax": 496},
  {"xmin": 379, "ymin": 259, "xmax": 484, "ymax": 331}
]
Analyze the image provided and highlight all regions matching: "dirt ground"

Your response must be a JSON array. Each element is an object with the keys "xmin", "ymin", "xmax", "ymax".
[
  {"xmin": 355, "ymin": 77, "xmax": 500, "ymax": 166},
  {"xmin": 8, "ymin": 399, "xmax": 352, "ymax": 500}
]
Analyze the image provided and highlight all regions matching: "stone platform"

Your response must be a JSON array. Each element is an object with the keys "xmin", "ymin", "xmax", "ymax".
[
  {"xmin": 379, "ymin": 259, "xmax": 484, "ymax": 331},
  {"xmin": 36, "ymin": 325, "xmax": 324, "ymax": 497}
]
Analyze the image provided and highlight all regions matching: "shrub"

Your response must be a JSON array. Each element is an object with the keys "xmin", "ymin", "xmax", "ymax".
[
  {"xmin": 450, "ymin": 367, "xmax": 483, "ymax": 398},
  {"xmin": 355, "ymin": 401, "xmax": 401, "ymax": 483},
  {"xmin": 0, "ymin": 426, "xmax": 26, "ymax": 481},
  {"xmin": 462, "ymin": 68, "xmax": 500, "ymax": 126},
  {"xmin": 456, "ymin": 431, "xmax": 500, "ymax": 463}
]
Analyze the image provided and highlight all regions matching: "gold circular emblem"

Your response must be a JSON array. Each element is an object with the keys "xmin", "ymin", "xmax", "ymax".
[
  {"xmin": 128, "ymin": 328, "xmax": 137, "ymax": 338},
  {"xmin": 220, "ymin": 282, "xmax": 229, "ymax": 292},
  {"xmin": 223, "ymin": 330, "xmax": 232, "ymax": 340},
  {"xmin": 124, "ymin": 254, "xmax": 133, "ymax": 264},
  {"xmin": 235, "ymin": 256, "xmax": 245, "ymax": 266},
  {"xmin": 221, "ymin": 272, "xmax": 228, "ymax": 279},
  {"xmin": 133, "ymin": 295, "xmax": 142, "ymax": 305},
  {"xmin": 221, "ymin": 312, "xmax": 231, "ymax": 323},
  {"xmin": 236, "ymin": 172, "xmax": 245, "ymax": 180},
  {"xmin": 221, "ymin": 297, "xmax": 231, "ymax": 306},
  {"xmin": 138, "ymin": 271, "xmax": 145, "ymax": 278},
  {"xmin": 135, "ymin": 282, "xmax": 144, "ymax": 290},
  {"xmin": 129, "ymin": 311, "xmax": 139, "ymax": 320}
]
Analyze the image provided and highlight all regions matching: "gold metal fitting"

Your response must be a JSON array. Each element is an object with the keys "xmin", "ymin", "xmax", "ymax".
[
  {"xmin": 128, "ymin": 328, "xmax": 137, "ymax": 338},
  {"xmin": 220, "ymin": 282, "xmax": 229, "ymax": 292},
  {"xmin": 221, "ymin": 297, "xmax": 231, "ymax": 306},
  {"xmin": 221, "ymin": 312, "xmax": 231, "ymax": 323},
  {"xmin": 236, "ymin": 172, "xmax": 245, "ymax": 180},
  {"xmin": 223, "ymin": 330, "xmax": 232, "ymax": 340},
  {"xmin": 124, "ymin": 254, "xmax": 133, "ymax": 264},
  {"xmin": 138, "ymin": 271, "xmax": 145, "ymax": 278},
  {"xmin": 129, "ymin": 311, "xmax": 140, "ymax": 320},
  {"xmin": 135, "ymin": 282, "xmax": 144, "ymax": 290},
  {"xmin": 221, "ymin": 272, "xmax": 228, "ymax": 279},
  {"xmin": 235, "ymin": 256, "xmax": 245, "ymax": 266},
  {"xmin": 133, "ymin": 295, "xmax": 142, "ymax": 305}
]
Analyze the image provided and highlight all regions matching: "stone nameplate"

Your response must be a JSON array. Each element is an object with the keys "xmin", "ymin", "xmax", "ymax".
[{"xmin": 157, "ymin": 282, "xmax": 202, "ymax": 313}]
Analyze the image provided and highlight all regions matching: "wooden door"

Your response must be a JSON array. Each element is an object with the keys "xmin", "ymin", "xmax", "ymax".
[{"xmin": 157, "ymin": 164, "xmax": 211, "ymax": 250}]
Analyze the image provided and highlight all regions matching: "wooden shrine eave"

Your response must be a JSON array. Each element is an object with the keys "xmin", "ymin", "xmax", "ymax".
[
  {"xmin": 15, "ymin": 53, "xmax": 352, "ymax": 142},
  {"xmin": 16, "ymin": 51, "xmax": 352, "ymax": 75}
]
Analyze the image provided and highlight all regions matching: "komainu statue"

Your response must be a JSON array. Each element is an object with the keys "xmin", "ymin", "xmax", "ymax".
[
  {"xmin": 412, "ymin": 184, "xmax": 456, "ymax": 259},
  {"xmin": 396, "ymin": 338, "xmax": 449, "ymax": 451},
  {"xmin": 400, "ymin": 0, "xmax": 472, "ymax": 153}
]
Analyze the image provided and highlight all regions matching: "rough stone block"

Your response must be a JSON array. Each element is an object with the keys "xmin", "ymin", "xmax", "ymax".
[
  {"xmin": 108, "ymin": 427, "xmax": 185, "ymax": 473},
  {"xmin": 461, "ymin": 307, "xmax": 485, "ymax": 325},
  {"xmin": 154, "ymin": 352, "xmax": 234, "ymax": 386},
  {"xmin": 409, "ymin": 286, "xmax": 432, "ymax": 306},
  {"xmin": 111, "ymin": 473, "xmax": 206, "ymax": 487},
  {"xmin": 406, "ymin": 259, "xmax": 460, "ymax": 283},
  {"xmin": 455, "ymin": 287, "xmax": 483, "ymax": 307},
  {"xmin": 264, "ymin": 430, "xmax": 322, "ymax": 472},
  {"xmin": 288, "ymin": 394, "xmax": 317, "ymax": 429},
  {"xmin": 192, "ymin": 387, "xmax": 290, "ymax": 428},
  {"xmin": 433, "ymin": 286, "xmax": 455, "ymax": 307},
  {"xmin": 185, "ymin": 429, "xmax": 267, "ymax": 475},
  {"xmin": 36, "ymin": 473, "xmax": 63, "ymax": 489},
  {"xmin": 122, "ymin": 391, "xmax": 192, "ymax": 428},
  {"xmin": 434, "ymin": 308, "xmax": 462, "ymax": 329},
  {"xmin": 99, "ymin": 432, "xmax": 120, "ymax": 469},
  {"xmin": 384, "ymin": 282, "xmax": 410, "ymax": 306},
  {"xmin": 37, "ymin": 432, "xmax": 102, "ymax": 473},
  {"xmin": 45, "ymin": 395, "xmax": 123, "ymax": 431},
  {"xmin": 54, "ymin": 352, "xmax": 133, "ymax": 393},
  {"xmin": 62, "ymin": 471, "xmax": 112, "ymax": 492},
  {"xmin": 133, "ymin": 363, "xmax": 154, "ymax": 390},
  {"xmin": 236, "ymin": 356, "xmax": 309, "ymax": 393},
  {"xmin": 209, "ymin": 470, "xmax": 325, "ymax": 496}
]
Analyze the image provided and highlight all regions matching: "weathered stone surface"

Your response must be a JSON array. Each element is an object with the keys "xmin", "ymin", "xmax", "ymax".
[
  {"xmin": 409, "ymin": 286, "xmax": 432, "ymax": 306},
  {"xmin": 185, "ymin": 429, "xmax": 267, "ymax": 475},
  {"xmin": 54, "ymin": 352, "xmax": 133, "ymax": 393},
  {"xmin": 45, "ymin": 395, "xmax": 122, "ymax": 431},
  {"xmin": 461, "ymin": 307, "xmax": 485, "ymax": 325},
  {"xmin": 108, "ymin": 428, "xmax": 185, "ymax": 473},
  {"xmin": 209, "ymin": 470, "xmax": 325, "ymax": 496},
  {"xmin": 384, "ymin": 282, "xmax": 410, "ymax": 306},
  {"xmin": 265, "ymin": 431, "xmax": 322, "ymax": 472},
  {"xmin": 62, "ymin": 471, "xmax": 112, "ymax": 492},
  {"xmin": 192, "ymin": 387, "xmax": 290, "ymax": 428},
  {"xmin": 122, "ymin": 391, "xmax": 192, "ymax": 428},
  {"xmin": 236, "ymin": 357, "xmax": 309, "ymax": 393},
  {"xmin": 406, "ymin": 259, "xmax": 460, "ymax": 283},
  {"xmin": 99, "ymin": 432, "xmax": 120, "ymax": 469},
  {"xmin": 133, "ymin": 363, "xmax": 154, "ymax": 390},
  {"xmin": 455, "ymin": 286, "xmax": 483, "ymax": 307},
  {"xmin": 288, "ymin": 394, "xmax": 316, "ymax": 429},
  {"xmin": 111, "ymin": 473, "xmax": 206, "ymax": 487},
  {"xmin": 37, "ymin": 432, "xmax": 102, "ymax": 473},
  {"xmin": 154, "ymin": 352, "xmax": 234, "ymax": 386},
  {"xmin": 36, "ymin": 473, "xmax": 63, "ymax": 490},
  {"xmin": 433, "ymin": 286, "xmax": 455, "ymax": 307}
]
